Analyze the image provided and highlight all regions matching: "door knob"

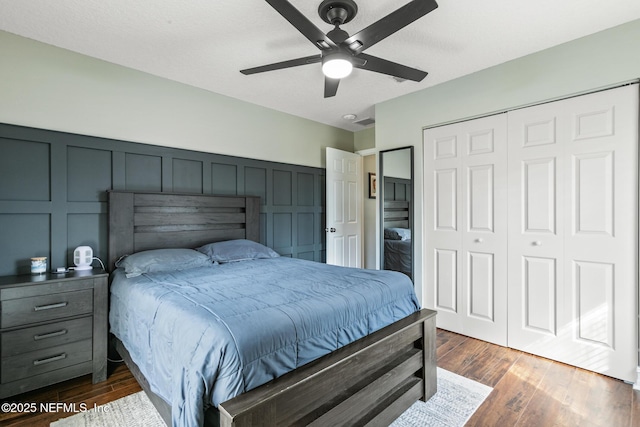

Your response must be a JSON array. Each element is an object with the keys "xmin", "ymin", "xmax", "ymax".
[
  {"xmin": 532, "ymin": 241, "xmax": 542, "ymax": 246},
  {"xmin": 475, "ymin": 238, "xmax": 484, "ymax": 243}
]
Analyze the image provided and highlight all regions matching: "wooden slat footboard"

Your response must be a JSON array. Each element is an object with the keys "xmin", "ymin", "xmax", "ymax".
[
  {"xmin": 218, "ymin": 309, "xmax": 437, "ymax": 427},
  {"xmin": 114, "ymin": 307, "xmax": 436, "ymax": 427}
]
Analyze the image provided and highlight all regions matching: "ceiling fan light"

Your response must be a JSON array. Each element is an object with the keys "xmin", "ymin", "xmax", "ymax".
[{"xmin": 322, "ymin": 55, "xmax": 353, "ymax": 79}]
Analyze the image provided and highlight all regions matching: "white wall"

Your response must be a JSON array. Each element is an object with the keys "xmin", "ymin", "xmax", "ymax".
[
  {"xmin": 362, "ymin": 154, "xmax": 377, "ymax": 269},
  {"xmin": 375, "ymin": 19, "xmax": 640, "ymax": 307},
  {"xmin": 355, "ymin": 127, "xmax": 378, "ymax": 270},
  {"xmin": 0, "ymin": 31, "xmax": 353, "ymax": 169}
]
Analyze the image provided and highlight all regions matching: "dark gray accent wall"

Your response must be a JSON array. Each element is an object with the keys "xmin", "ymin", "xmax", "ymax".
[{"xmin": 0, "ymin": 123, "xmax": 326, "ymax": 276}]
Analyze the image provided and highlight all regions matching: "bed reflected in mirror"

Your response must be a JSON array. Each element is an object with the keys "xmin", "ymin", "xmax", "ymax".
[{"xmin": 379, "ymin": 146, "xmax": 414, "ymax": 281}]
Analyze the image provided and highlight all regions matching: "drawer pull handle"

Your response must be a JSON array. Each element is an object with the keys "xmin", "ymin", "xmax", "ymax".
[
  {"xmin": 33, "ymin": 353, "xmax": 67, "ymax": 366},
  {"xmin": 33, "ymin": 329, "xmax": 68, "ymax": 341},
  {"xmin": 34, "ymin": 302, "xmax": 68, "ymax": 311}
]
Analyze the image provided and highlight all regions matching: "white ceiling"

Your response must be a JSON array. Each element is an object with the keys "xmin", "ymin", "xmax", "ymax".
[{"xmin": 1, "ymin": 0, "xmax": 640, "ymax": 132}]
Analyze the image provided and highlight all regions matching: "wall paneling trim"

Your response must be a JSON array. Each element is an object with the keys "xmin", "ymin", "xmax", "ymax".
[{"xmin": 0, "ymin": 123, "xmax": 326, "ymax": 275}]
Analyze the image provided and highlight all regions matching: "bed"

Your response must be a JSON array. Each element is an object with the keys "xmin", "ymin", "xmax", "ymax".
[{"xmin": 107, "ymin": 190, "xmax": 436, "ymax": 427}]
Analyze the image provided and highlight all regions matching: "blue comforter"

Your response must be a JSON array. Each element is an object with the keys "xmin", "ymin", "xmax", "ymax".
[{"xmin": 109, "ymin": 257, "xmax": 419, "ymax": 427}]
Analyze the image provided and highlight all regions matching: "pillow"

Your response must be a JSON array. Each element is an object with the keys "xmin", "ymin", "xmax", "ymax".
[
  {"xmin": 116, "ymin": 248, "xmax": 211, "ymax": 278},
  {"xmin": 384, "ymin": 227, "xmax": 411, "ymax": 241},
  {"xmin": 197, "ymin": 239, "xmax": 279, "ymax": 263}
]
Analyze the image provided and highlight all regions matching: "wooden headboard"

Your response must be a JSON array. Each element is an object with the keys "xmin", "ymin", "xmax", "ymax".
[
  {"xmin": 383, "ymin": 200, "xmax": 410, "ymax": 229},
  {"xmin": 108, "ymin": 191, "xmax": 260, "ymax": 271},
  {"xmin": 383, "ymin": 177, "xmax": 411, "ymax": 229}
]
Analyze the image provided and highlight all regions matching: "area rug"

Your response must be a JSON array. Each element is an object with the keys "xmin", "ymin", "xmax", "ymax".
[
  {"xmin": 51, "ymin": 368, "xmax": 491, "ymax": 427},
  {"xmin": 391, "ymin": 368, "xmax": 492, "ymax": 427}
]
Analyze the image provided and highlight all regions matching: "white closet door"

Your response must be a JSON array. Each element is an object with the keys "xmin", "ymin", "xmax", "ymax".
[
  {"xmin": 424, "ymin": 114, "xmax": 508, "ymax": 346},
  {"xmin": 507, "ymin": 85, "xmax": 638, "ymax": 382}
]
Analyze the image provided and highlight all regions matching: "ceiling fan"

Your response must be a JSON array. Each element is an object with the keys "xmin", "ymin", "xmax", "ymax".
[{"xmin": 240, "ymin": 0, "xmax": 439, "ymax": 98}]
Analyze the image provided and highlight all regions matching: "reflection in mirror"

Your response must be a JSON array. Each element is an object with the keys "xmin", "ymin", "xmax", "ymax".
[{"xmin": 379, "ymin": 147, "xmax": 414, "ymax": 282}]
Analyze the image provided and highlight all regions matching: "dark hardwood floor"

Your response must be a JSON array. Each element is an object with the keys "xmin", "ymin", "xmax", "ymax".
[
  {"xmin": 0, "ymin": 363, "xmax": 142, "ymax": 426},
  {"xmin": 437, "ymin": 330, "xmax": 640, "ymax": 427},
  {"xmin": 2, "ymin": 329, "xmax": 639, "ymax": 426}
]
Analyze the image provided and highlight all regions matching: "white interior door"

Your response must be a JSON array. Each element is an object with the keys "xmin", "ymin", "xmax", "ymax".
[
  {"xmin": 507, "ymin": 85, "xmax": 638, "ymax": 382},
  {"xmin": 424, "ymin": 114, "xmax": 509, "ymax": 346},
  {"xmin": 326, "ymin": 147, "xmax": 363, "ymax": 267}
]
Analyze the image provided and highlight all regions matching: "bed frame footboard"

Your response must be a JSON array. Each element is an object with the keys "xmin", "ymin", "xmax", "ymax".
[
  {"xmin": 114, "ymin": 309, "xmax": 436, "ymax": 427},
  {"xmin": 219, "ymin": 308, "xmax": 436, "ymax": 427}
]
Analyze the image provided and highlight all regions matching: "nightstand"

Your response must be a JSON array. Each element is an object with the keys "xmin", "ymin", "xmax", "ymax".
[{"xmin": 0, "ymin": 269, "xmax": 108, "ymax": 399}]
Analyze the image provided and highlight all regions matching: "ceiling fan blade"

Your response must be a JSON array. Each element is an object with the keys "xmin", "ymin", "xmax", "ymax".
[
  {"xmin": 324, "ymin": 77, "xmax": 340, "ymax": 98},
  {"xmin": 265, "ymin": 0, "xmax": 338, "ymax": 51},
  {"xmin": 343, "ymin": 0, "xmax": 438, "ymax": 54},
  {"xmin": 355, "ymin": 53, "xmax": 427, "ymax": 82},
  {"xmin": 241, "ymin": 55, "xmax": 322, "ymax": 75}
]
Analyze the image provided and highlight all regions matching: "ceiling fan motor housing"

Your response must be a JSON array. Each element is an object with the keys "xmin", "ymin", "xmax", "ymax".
[{"xmin": 326, "ymin": 27, "xmax": 350, "ymax": 44}]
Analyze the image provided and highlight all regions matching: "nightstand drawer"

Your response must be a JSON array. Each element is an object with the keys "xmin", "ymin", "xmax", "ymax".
[
  {"xmin": 1, "ymin": 317, "xmax": 93, "ymax": 357},
  {"xmin": 0, "ymin": 289, "xmax": 93, "ymax": 328},
  {"xmin": 1, "ymin": 339, "xmax": 93, "ymax": 383}
]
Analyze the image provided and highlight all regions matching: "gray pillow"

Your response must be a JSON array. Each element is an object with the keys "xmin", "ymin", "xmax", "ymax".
[
  {"xmin": 116, "ymin": 248, "xmax": 211, "ymax": 278},
  {"xmin": 197, "ymin": 239, "xmax": 279, "ymax": 263}
]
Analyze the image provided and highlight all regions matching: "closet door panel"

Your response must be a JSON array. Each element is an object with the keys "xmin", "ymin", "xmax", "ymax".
[
  {"xmin": 425, "ymin": 130, "xmax": 463, "ymax": 332},
  {"xmin": 461, "ymin": 115, "xmax": 508, "ymax": 346},
  {"xmin": 432, "ymin": 166, "xmax": 461, "ymax": 320},
  {"xmin": 424, "ymin": 114, "xmax": 508, "ymax": 346},
  {"xmin": 563, "ymin": 86, "xmax": 637, "ymax": 382},
  {"xmin": 507, "ymin": 109, "xmax": 565, "ymax": 352},
  {"xmin": 508, "ymin": 85, "xmax": 637, "ymax": 382}
]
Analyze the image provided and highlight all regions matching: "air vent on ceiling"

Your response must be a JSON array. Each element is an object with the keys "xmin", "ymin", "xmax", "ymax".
[{"xmin": 354, "ymin": 117, "xmax": 375, "ymax": 126}]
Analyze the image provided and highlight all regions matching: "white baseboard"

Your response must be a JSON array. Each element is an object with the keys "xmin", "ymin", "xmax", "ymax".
[{"xmin": 634, "ymin": 366, "xmax": 640, "ymax": 391}]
